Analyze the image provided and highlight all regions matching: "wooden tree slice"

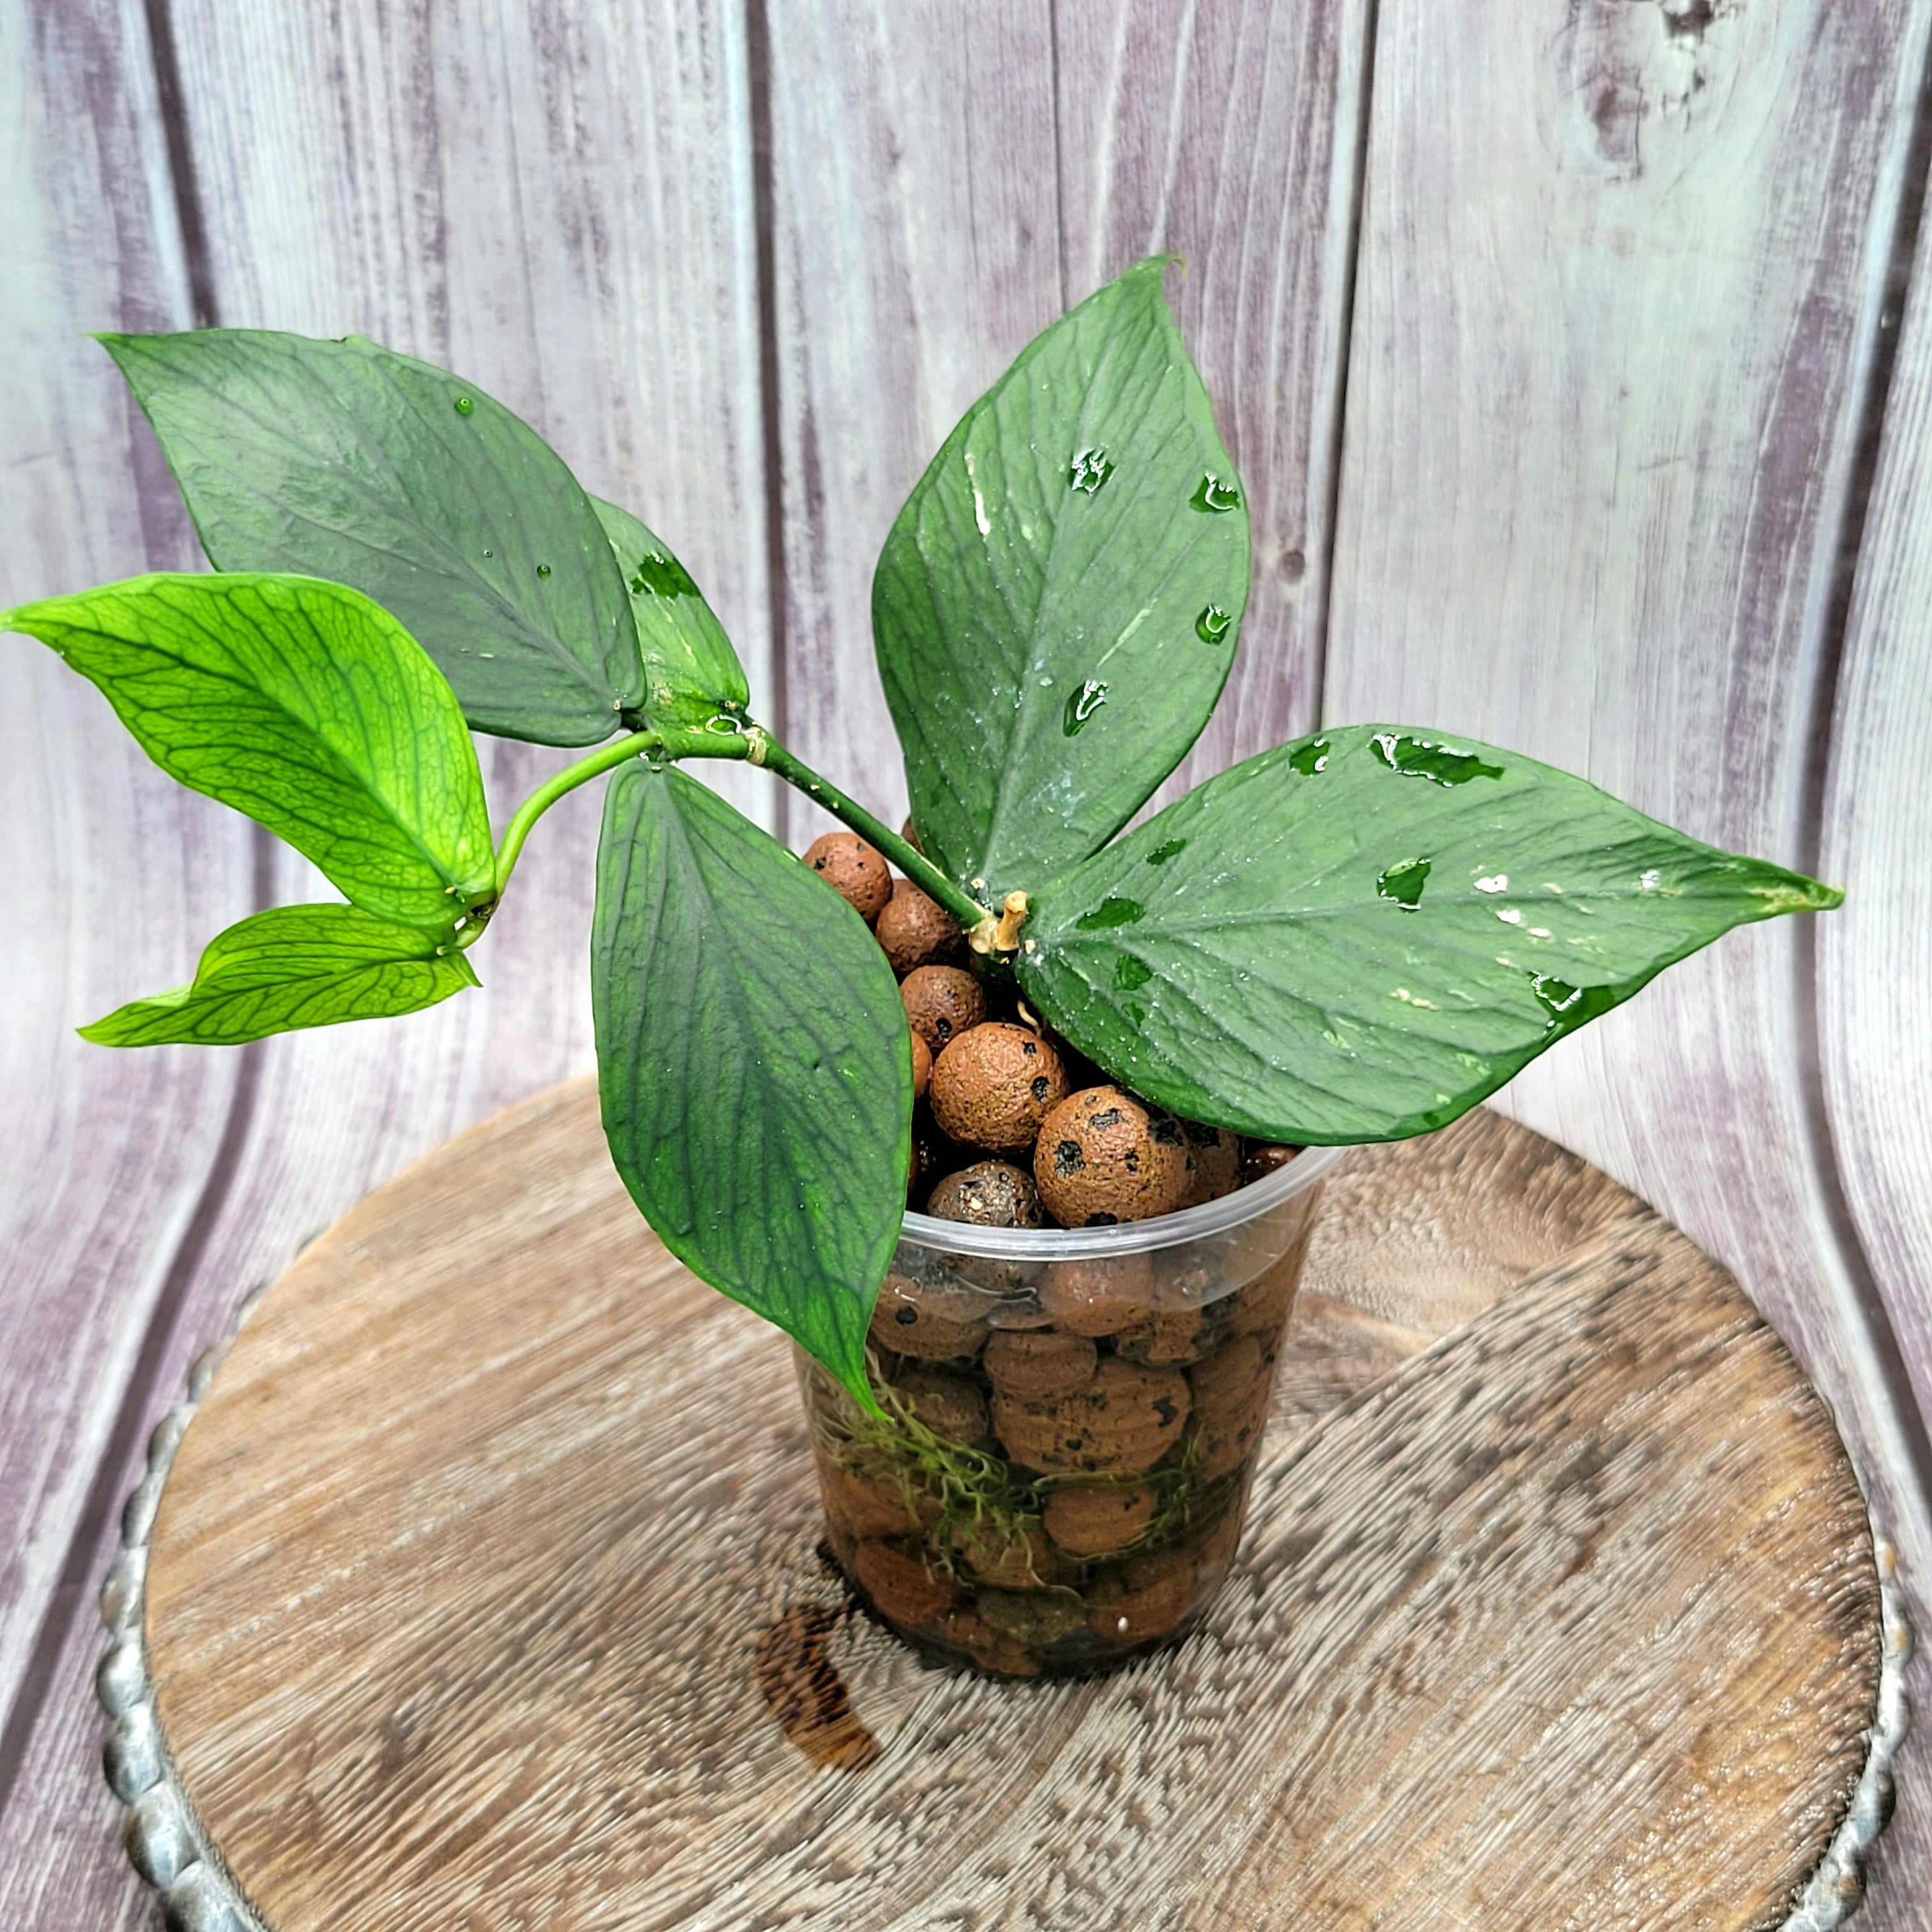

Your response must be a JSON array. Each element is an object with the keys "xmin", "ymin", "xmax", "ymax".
[{"xmin": 119, "ymin": 1081, "xmax": 1887, "ymax": 1931}]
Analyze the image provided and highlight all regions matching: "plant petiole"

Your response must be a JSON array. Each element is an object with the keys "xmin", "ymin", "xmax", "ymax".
[
  {"xmin": 746, "ymin": 728, "xmax": 992, "ymax": 933},
  {"xmin": 492, "ymin": 724, "xmax": 751, "ymax": 898}
]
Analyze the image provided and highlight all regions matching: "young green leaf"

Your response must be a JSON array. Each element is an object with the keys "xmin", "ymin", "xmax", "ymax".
[
  {"xmin": 99, "ymin": 329, "xmax": 643, "ymax": 745},
  {"xmin": 873, "ymin": 259, "xmax": 1249, "ymax": 903},
  {"xmin": 80, "ymin": 903, "xmax": 479, "ymax": 1046},
  {"xmin": 593, "ymin": 764, "xmax": 912, "ymax": 1401},
  {"xmin": 590, "ymin": 497, "xmax": 750, "ymax": 728},
  {"xmin": 1017, "ymin": 724, "xmax": 1842, "ymax": 1146},
  {"xmin": 6, "ymin": 573, "xmax": 494, "ymax": 928}
]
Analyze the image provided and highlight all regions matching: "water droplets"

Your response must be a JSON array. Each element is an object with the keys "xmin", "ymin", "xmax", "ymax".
[
  {"xmin": 452, "ymin": 395, "xmax": 475, "ymax": 417},
  {"xmin": 1377, "ymin": 857, "xmax": 1431, "ymax": 910},
  {"xmin": 1287, "ymin": 737, "xmax": 1331, "ymax": 776},
  {"xmin": 631, "ymin": 551, "xmax": 698, "ymax": 599},
  {"xmin": 1530, "ymin": 974, "xmax": 1616, "ymax": 1026},
  {"xmin": 1190, "ymin": 473, "xmax": 1242, "ymax": 513},
  {"xmin": 1195, "ymin": 604, "xmax": 1232, "ymax": 643},
  {"xmin": 482, "ymin": 548, "xmax": 494, "ymax": 559},
  {"xmin": 1146, "ymin": 838, "xmax": 1188, "ymax": 866},
  {"xmin": 1070, "ymin": 448, "xmax": 1115, "ymax": 494},
  {"xmin": 1370, "ymin": 732, "xmax": 1505, "ymax": 785},
  {"xmin": 1075, "ymin": 896, "xmax": 1146, "ymax": 931},
  {"xmin": 1114, "ymin": 954, "xmax": 1153, "ymax": 991},
  {"xmin": 535, "ymin": 563, "xmax": 552, "ymax": 579},
  {"xmin": 1063, "ymin": 679, "xmax": 1109, "ymax": 735}
]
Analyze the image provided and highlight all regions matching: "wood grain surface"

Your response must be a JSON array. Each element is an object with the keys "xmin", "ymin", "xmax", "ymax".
[{"xmin": 139, "ymin": 1083, "xmax": 1882, "ymax": 1932}]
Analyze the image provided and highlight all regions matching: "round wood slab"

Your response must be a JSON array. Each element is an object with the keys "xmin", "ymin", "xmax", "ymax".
[{"xmin": 106, "ymin": 1082, "xmax": 1894, "ymax": 1931}]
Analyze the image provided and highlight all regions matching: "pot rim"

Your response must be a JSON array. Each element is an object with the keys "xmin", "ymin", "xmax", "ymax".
[{"xmin": 898, "ymin": 1139, "xmax": 1351, "ymax": 1261}]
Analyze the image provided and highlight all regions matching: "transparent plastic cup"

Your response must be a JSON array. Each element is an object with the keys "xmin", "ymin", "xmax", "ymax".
[{"xmin": 794, "ymin": 1143, "xmax": 1345, "ymax": 1678}]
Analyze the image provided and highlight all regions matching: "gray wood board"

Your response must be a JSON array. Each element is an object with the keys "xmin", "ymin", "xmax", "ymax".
[{"xmin": 1322, "ymin": 1, "xmax": 1932, "ymax": 1915}]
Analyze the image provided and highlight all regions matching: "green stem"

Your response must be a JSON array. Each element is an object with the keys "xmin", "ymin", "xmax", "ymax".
[
  {"xmin": 492, "ymin": 724, "xmax": 751, "ymax": 897},
  {"xmin": 748, "ymin": 730, "xmax": 990, "ymax": 931}
]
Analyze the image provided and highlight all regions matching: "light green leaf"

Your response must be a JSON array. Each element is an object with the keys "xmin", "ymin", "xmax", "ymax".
[
  {"xmin": 593, "ymin": 764, "xmax": 912, "ymax": 1401},
  {"xmin": 99, "ymin": 329, "xmax": 642, "ymax": 745},
  {"xmin": 81, "ymin": 903, "xmax": 479, "ymax": 1046},
  {"xmin": 873, "ymin": 258, "xmax": 1248, "ymax": 903},
  {"xmin": 590, "ymin": 496, "xmax": 750, "ymax": 728},
  {"xmin": 6, "ymin": 573, "xmax": 494, "ymax": 928},
  {"xmin": 1017, "ymin": 724, "xmax": 1843, "ymax": 1146}
]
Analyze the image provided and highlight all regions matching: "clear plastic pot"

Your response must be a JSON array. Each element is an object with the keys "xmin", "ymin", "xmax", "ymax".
[{"xmin": 795, "ymin": 1142, "xmax": 1345, "ymax": 1678}]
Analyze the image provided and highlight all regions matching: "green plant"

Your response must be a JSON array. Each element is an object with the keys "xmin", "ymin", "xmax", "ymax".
[{"xmin": 5, "ymin": 261, "xmax": 1839, "ymax": 1407}]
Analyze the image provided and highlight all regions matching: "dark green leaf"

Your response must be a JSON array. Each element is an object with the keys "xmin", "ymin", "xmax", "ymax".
[
  {"xmin": 873, "ymin": 259, "xmax": 1249, "ymax": 901},
  {"xmin": 99, "ymin": 329, "xmax": 642, "ymax": 744},
  {"xmin": 593, "ymin": 765, "xmax": 912, "ymax": 1399},
  {"xmin": 80, "ymin": 903, "xmax": 478, "ymax": 1046},
  {"xmin": 1016, "ymin": 724, "xmax": 1842, "ymax": 1144},
  {"xmin": 6, "ymin": 573, "xmax": 494, "ymax": 928},
  {"xmin": 590, "ymin": 496, "xmax": 750, "ymax": 728}
]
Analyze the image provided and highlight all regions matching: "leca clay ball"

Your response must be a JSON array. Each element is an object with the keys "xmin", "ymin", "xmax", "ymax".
[
  {"xmin": 929, "ymin": 1022, "xmax": 1070, "ymax": 1153},
  {"xmin": 926, "ymin": 1160, "xmax": 1048, "ymax": 1229},
  {"xmin": 801, "ymin": 831, "xmax": 892, "ymax": 922},
  {"xmin": 1032, "ymin": 1087, "xmax": 1190, "ymax": 1227},
  {"xmin": 1242, "ymin": 1142, "xmax": 1302, "ymax": 1187},
  {"xmin": 900, "ymin": 964, "xmax": 986, "ymax": 1053},
  {"xmin": 909, "ymin": 1030, "xmax": 932, "ymax": 1103},
  {"xmin": 876, "ymin": 877, "xmax": 962, "ymax": 973},
  {"xmin": 1176, "ymin": 1122, "xmax": 1243, "ymax": 1208}
]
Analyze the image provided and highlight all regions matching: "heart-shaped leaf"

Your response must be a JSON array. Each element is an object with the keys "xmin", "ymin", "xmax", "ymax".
[
  {"xmin": 590, "ymin": 496, "xmax": 749, "ymax": 728},
  {"xmin": 80, "ymin": 903, "xmax": 479, "ymax": 1046},
  {"xmin": 1016, "ymin": 724, "xmax": 1841, "ymax": 1144},
  {"xmin": 6, "ymin": 573, "xmax": 494, "ymax": 928},
  {"xmin": 593, "ymin": 763, "xmax": 912, "ymax": 1400},
  {"xmin": 100, "ymin": 329, "xmax": 643, "ymax": 745},
  {"xmin": 873, "ymin": 259, "xmax": 1248, "ymax": 902}
]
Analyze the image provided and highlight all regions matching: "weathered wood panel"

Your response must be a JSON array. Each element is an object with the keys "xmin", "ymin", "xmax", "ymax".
[
  {"xmin": 0, "ymin": 1, "xmax": 769, "ymax": 1922},
  {"xmin": 1819, "ymin": 123, "xmax": 1932, "ymax": 1920},
  {"xmin": 1053, "ymin": 0, "xmax": 1370, "ymax": 802},
  {"xmin": 1322, "ymin": 0, "xmax": 1932, "ymax": 1917},
  {"xmin": 762, "ymin": 0, "xmax": 1064, "ymax": 843},
  {"xmin": 764, "ymin": 0, "xmax": 1367, "ymax": 840},
  {"xmin": 0, "ymin": 0, "xmax": 249, "ymax": 1772}
]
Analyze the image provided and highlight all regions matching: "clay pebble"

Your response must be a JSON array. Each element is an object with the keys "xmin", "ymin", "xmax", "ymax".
[
  {"xmin": 802, "ymin": 831, "xmax": 892, "ymax": 921},
  {"xmin": 1033, "ymin": 1087, "xmax": 1189, "ymax": 1226}
]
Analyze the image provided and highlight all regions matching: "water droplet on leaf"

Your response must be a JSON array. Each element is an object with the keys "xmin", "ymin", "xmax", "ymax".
[
  {"xmin": 1146, "ymin": 838, "xmax": 1187, "ymax": 866},
  {"xmin": 1370, "ymin": 732, "xmax": 1505, "ymax": 785},
  {"xmin": 482, "ymin": 548, "xmax": 494, "ymax": 558},
  {"xmin": 1377, "ymin": 857, "xmax": 1431, "ymax": 909},
  {"xmin": 535, "ymin": 563, "xmax": 551, "ymax": 579},
  {"xmin": 1190, "ymin": 473, "xmax": 1242, "ymax": 512},
  {"xmin": 1063, "ymin": 680, "xmax": 1108, "ymax": 735},
  {"xmin": 1195, "ymin": 604, "xmax": 1232, "ymax": 643},
  {"xmin": 1075, "ymin": 896, "xmax": 1145, "ymax": 931},
  {"xmin": 1070, "ymin": 448, "xmax": 1115, "ymax": 494},
  {"xmin": 1287, "ymin": 737, "xmax": 1330, "ymax": 776},
  {"xmin": 453, "ymin": 395, "xmax": 475, "ymax": 416},
  {"xmin": 631, "ymin": 551, "xmax": 699, "ymax": 600},
  {"xmin": 1114, "ymin": 954, "xmax": 1153, "ymax": 991},
  {"xmin": 1530, "ymin": 974, "xmax": 1616, "ymax": 1027}
]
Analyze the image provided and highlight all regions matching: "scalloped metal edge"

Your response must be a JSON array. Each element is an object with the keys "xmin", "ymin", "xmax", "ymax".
[{"xmin": 97, "ymin": 1310, "xmax": 1913, "ymax": 1932}]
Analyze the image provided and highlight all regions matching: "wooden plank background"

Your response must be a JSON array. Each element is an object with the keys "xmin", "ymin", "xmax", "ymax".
[{"xmin": 0, "ymin": 0, "xmax": 1924, "ymax": 1922}]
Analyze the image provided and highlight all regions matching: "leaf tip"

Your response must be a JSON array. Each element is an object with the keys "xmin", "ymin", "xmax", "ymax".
[{"xmin": 1754, "ymin": 875, "xmax": 1844, "ymax": 916}]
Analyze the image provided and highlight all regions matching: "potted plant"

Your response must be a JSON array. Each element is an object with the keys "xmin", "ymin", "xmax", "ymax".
[{"xmin": 6, "ymin": 261, "xmax": 1839, "ymax": 1679}]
